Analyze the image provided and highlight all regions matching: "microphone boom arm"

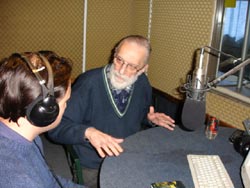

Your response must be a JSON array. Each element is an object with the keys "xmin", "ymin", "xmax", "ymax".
[
  {"xmin": 180, "ymin": 46, "xmax": 250, "ymax": 101},
  {"xmin": 208, "ymin": 58, "xmax": 250, "ymax": 87}
]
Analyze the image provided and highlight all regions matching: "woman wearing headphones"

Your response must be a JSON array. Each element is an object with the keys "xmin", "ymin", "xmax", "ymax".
[{"xmin": 0, "ymin": 52, "xmax": 87, "ymax": 188}]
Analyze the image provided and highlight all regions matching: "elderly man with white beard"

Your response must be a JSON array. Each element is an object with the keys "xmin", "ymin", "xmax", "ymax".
[{"xmin": 48, "ymin": 35, "xmax": 176, "ymax": 188}]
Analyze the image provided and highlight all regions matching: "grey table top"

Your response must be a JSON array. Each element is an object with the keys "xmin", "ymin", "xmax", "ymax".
[{"xmin": 100, "ymin": 126, "xmax": 244, "ymax": 188}]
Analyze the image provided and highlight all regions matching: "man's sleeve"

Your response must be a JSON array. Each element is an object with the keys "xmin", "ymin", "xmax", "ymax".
[
  {"xmin": 48, "ymin": 74, "xmax": 93, "ymax": 145},
  {"xmin": 141, "ymin": 75, "xmax": 153, "ymax": 127}
]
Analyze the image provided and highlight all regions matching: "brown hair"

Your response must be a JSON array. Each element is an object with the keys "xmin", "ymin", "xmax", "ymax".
[{"xmin": 0, "ymin": 51, "xmax": 72, "ymax": 122}]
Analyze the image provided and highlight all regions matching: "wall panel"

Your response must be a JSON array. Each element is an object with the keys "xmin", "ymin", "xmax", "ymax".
[
  {"xmin": 85, "ymin": 0, "xmax": 149, "ymax": 71},
  {"xmin": 148, "ymin": 0, "xmax": 216, "ymax": 99},
  {"xmin": 0, "ymin": 0, "xmax": 248, "ymax": 129},
  {"xmin": 147, "ymin": 0, "xmax": 249, "ymax": 130},
  {"xmin": 0, "ymin": 0, "xmax": 84, "ymax": 77}
]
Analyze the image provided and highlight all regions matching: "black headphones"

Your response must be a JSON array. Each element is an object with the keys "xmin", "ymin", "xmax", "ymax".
[
  {"xmin": 22, "ymin": 54, "xmax": 59, "ymax": 127},
  {"xmin": 229, "ymin": 129, "xmax": 250, "ymax": 157}
]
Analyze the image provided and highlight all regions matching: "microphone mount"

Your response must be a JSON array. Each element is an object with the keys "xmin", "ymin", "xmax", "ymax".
[
  {"xmin": 180, "ymin": 46, "xmax": 250, "ymax": 101},
  {"xmin": 180, "ymin": 75, "xmax": 210, "ymax": 102}
]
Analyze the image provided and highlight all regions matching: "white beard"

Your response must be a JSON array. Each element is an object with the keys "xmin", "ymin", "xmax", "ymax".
[{"xmin": 109, "ymin": 64, "xmax": 138, "ymax": 90}]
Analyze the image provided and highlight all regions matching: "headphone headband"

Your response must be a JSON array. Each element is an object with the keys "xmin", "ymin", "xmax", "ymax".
[
  {"xmin": 21, "ymin": 53, "xmax": 54, "ymax": 98},
  {"xmin": 22, "ymin": 53, "xmax": 59, "ymax": 127}
]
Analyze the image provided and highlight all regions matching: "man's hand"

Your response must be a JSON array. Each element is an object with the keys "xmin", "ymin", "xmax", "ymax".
[
  {"xmin": 85, "ymin": 127, "xmax": 124, "ymax": 158},
  {"xmin": 147, "ymin": 106, "xmax": 175, "ymax": 131}
]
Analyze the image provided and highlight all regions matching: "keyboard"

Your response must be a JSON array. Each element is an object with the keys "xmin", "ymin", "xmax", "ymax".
[{"xmin": 187, "ymin": 154, "xmax": 234, "ymax": 188}]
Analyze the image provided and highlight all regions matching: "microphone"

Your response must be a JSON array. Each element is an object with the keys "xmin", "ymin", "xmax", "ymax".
[
  {"xmin": 180, "ymin": 45, "xmax": 250, "ymax": 131},
  {"xmin": 181, "ymin": 48, "xmax": 208, "ymax": 131}
]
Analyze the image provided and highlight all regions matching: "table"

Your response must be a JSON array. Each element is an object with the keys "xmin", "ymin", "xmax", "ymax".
[{"xmin": 100, "ymin": 126, "xmax": 244, "ymax": 188}]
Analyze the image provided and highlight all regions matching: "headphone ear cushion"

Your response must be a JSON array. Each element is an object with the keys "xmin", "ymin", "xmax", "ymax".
[
  {"xmin": 233, "ymin": 135, "xmax": 250, "ymax": 157},
  {"xmin": 240, "ymin": 136, "xmax": 250, "ymax": 157},
  {"xmin": 26, "ymin": 95, "xmax": 59, "ymax": 127}
]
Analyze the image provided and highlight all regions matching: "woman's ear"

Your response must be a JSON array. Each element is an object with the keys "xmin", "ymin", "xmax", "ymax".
[{"xmin": 17, "ymin": 116, "xmax": 32, "ymax": 127}]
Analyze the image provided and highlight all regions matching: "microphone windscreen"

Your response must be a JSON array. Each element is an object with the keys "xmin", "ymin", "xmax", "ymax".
[{"xmin": 181, "ymin": 98, "xmax": 206, "ymax": 131}]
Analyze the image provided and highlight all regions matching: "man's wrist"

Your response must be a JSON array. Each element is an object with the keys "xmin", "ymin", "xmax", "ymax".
[{"xmin": 84, "ymin": 127, "xmax": 94, "ymax": 142}]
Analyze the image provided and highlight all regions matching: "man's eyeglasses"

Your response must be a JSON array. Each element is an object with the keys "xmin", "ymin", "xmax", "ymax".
[{"xmin": 114, "ymin": 55, "xmax": 144, "ymax": 73}]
